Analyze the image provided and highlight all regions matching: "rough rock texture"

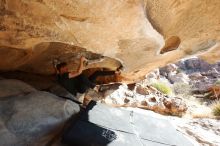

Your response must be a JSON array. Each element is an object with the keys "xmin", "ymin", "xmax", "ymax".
[
  {"xmin": 131, "ymin": 108, "xmax": 220, "ymax": 146},
  {"xmin": 1, "ymin": 0, "xmax": 220, "ymax": 81},
  {"xmin": 0, "ymin": 0, "xmax": 162, "ymax": 78},
  {"xmin": 154, "ymin": 57, "xmax": 220, "ymax": 96},
  {"xmin": 0, "ymin": 79, "xmax": 36, "ymax": 98},
  {"xmin": 0, "ymin": 71, "xmax": 56, "ymax": 90},
  {"xmin": 103, "ymin": 84, "xmax": 187, "ymax": 116},
  {"xmin": 0, "ymin": 79, "xmax": 80, "ymax": 146},
  {"xmin": 160, "ymin": 36, "xmax": 181, "ymax": 54},
  {"xmin": 145, "ymin": 0, "xmax": 220, "ymax": 55},
  {"xmin": 173, "ymin": 118, "xmax": 220, "ymax": 146}
]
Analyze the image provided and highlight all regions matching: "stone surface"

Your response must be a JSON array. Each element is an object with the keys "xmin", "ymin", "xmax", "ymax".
[
  {"xmin": 136, "ymin": 85, "xmax": 150, "ymax": 95},
  {"xmin": 145, "ymin": 0, "xmax": 220, "ymax": 54},
  {"xmin": 159, "ymin": 63, "xmax": 178, "ymax": 77},
  {"xmin": 0, "ymin": 79, "xmax": 36, "ymax": 98},
  {"xmin": 0, "ymin": 91, "xmax": 80, "ymax": 146},
  {"xmin": 0, "ymin": 0, "xmax": 220, "ymax": 81},
  {"xmin": 0, "ymin": 71, "xmax": 56, "ymax": 90},
  {"xmin": 145, "ymin": 68, "xmax": 160, "ymax": 80},
  {"xmin": 157, "ymin": 58, "xmax": 220, "ymax": 94},
  {"xmin": 177, "ymin": 58, "xmax": 212, "ymax": 73},
  {"xmin": 168, "ymin": 72, "xmax": 189, "ymax": 84},
  {"xmin": 188, "ymin": 73, "xmax": 206, "ymax": 80},
  {"xmin": 173, "ymin": 117, "xmax": 220, "ymax": 146},
  {"xmin": 160, "ymin": 36, "xmax": 181, "ymax": 54},
  {"xmin": 0, "ymin": 0, "xmax": 163, "ymax": 79},
  {"xmin": 63, "ymin": 102, "xmax": 193, "ymax": 146},
  {"xmin": 104, "ymin": 84, "xmax": 187, "ymax": 116},
  {"xmin": 131, "ymin": 108, "xmax": 220, "ymax": 146},
  {"xmin": 48, "ymin": 84, "xmax": 78, "ymax": 101}
]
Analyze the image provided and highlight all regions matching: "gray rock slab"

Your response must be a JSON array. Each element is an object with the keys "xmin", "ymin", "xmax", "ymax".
[
  {"xmin": 0, "ymin": 79, "xmax": 36, "ymax": 98},
  {"xmin": 82, "ymin": 103, "xmax": 133, "ymax": 133},
  {"xmin": 133, "ymin": 112, "xmax": 193, "ymax": 146},
  {"xmin": 63, "ymin": 102, "xmax": 193, "ymax": 146},
  {"xmin": 0, "ymin": 91, "xmax": 80, "ymax": 146}
]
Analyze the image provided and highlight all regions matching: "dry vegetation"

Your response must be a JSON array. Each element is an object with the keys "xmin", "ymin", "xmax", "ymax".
[
  {"xmin": 212, "ymin": 100, "xmax": 220, "ymax": 117},
  {"xmin": 151, "ymin": 82, "xmax": 172, "ymax": 95}
]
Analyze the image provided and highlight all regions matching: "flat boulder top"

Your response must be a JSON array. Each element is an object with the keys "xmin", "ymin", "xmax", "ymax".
[{"xmin": 63, "ymin": 101, "xmax": 193, "ymax": 146}]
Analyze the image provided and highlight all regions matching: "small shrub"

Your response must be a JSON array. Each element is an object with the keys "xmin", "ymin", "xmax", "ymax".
[
  {"xmin": 214, "ymin": 79, "xmax": 220, "ymax": 85},
  {"xmin": 212, "ymin": 100, "xmax": 220, "ymax": 116},
  {"xmin": 176, "ymin": 68, "xmax": 183, "ymax": 74},
  {"xmin": 173, "ymin": 82, "xmax": 192, "ymax": 95},
  {"xmin": 151, "ymin": 82, "xmax": 172, "ymax": 95}
]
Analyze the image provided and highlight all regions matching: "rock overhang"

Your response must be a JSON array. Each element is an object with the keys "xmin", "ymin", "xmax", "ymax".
[{"xmin": 0, "ymin": 0, "xmax": 220, "ymax": 82}]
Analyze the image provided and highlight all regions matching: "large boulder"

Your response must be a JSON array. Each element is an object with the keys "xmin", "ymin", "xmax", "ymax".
[
  {"xmin": 176, "ymin": 58, "xmax": 212, "ymax": 73},
  {"xmin": 48, "ymin": 84, "xmax": 78, "ymax": 101},
  {"xmin": 0, "ymin": 91, "xmax": 80, "ymax": 146},
  {"xmin": 168, "ymin": 72, "xmax": 189, "ymax": 84},
  {"xmin": 159, "ymin": 64, "xmax": 178, "ymax": 77},
  {"xmin": 0, "ymin": 0, "xmax": 164, "ymax": 80},
  {"xmin": 145, "ymin": 69, "xmax": 160, "ymax": 80},
  {"xmin": 145, "ymin": 0, "xmax": 220, "ymax": 57},
  {"xmin": 0, "ymin": 79, "xmax": 37, "ymax": 98},
  {"xmin": 205, "ymin": 68, "xmax": 220, "ymax": 78},
  {"xmin": 188, "ymin": 72, "xmax": 206, "ymax": 81},
  {"xmin": 215, "ymin": 62, "xmax": 220, "ymax": 72},
  {"xmin": 0, "ymin": 120, "xmax": 21, "ymax": 146},
  {"xmin": 0, "ymin": 0, "xmax": 220, "ymax": 81}
]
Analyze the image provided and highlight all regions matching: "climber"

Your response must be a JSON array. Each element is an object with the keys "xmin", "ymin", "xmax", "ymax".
[{"xmin": 54, "ymin": 56, "xmax": 117, "ymax": 96}]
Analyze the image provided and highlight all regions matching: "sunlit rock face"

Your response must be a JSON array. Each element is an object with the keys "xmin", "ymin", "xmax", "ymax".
[
  {"xmin": 145, "ymin": 0, "xmax": 220, "ymax": 60},
  {"xmin": 0, "ymin": 0, "xmax": 220, "ymax": 81}
]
